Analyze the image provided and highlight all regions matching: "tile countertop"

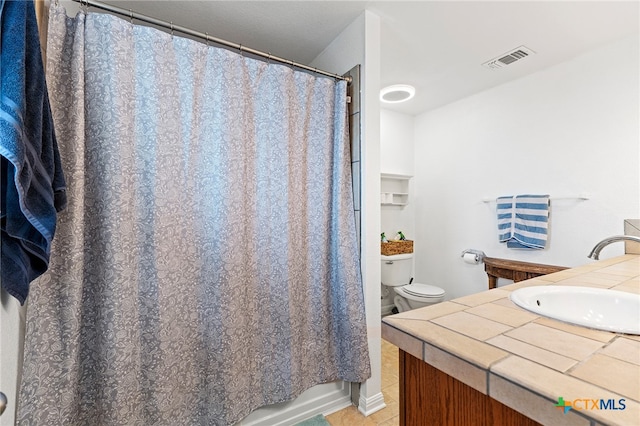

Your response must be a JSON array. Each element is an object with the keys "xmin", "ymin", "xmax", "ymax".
[{"xmin": 381, "ymin": 255, "xmax": 640, "ymax": 426}]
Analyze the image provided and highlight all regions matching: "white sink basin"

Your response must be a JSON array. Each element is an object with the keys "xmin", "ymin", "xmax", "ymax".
[{"xmin": 510, "ymin": 286, "xmax": 640, "ymax": 335}]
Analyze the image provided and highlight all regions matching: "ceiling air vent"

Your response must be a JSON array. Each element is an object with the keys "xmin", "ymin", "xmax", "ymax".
[{"xmin": 482, "ymin": 46, "xmax": 536, "ymax": 69}]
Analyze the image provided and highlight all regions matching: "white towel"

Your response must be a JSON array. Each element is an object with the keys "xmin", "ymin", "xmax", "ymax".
[{"xmin": 497, "ymin": 195, "xmax": 550, "ymax": 250}]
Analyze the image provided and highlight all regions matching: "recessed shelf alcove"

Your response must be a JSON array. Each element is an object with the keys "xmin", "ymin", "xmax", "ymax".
[{"xmin": 381, "ymin": 173, "xmax": 412, "ymax": 206}]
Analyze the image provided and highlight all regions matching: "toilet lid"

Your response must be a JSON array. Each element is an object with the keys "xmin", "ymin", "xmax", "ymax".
[{"xmin": 402, "ymin": 283, "xmax": 445, "ymax": 298}]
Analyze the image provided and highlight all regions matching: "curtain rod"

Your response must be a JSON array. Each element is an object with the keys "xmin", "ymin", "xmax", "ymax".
[{"xmin": 69, "ymin": 0, "xmax": 351, "ymax": 83}]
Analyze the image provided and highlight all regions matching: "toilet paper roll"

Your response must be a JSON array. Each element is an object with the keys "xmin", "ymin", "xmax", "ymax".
[{"xmin": 462, "ymin": 252, "xmax": 479, "ymax": 264}]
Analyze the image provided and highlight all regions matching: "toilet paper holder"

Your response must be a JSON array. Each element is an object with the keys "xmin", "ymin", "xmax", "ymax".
[{"xmin": 461, "ymin": 249, "xmax": 486, "ymax": 264}]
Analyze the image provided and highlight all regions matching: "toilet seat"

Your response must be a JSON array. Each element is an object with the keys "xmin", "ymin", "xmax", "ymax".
[{"xmin": 401, "ymin": 283, "xmax": 445, "ymax": 298}]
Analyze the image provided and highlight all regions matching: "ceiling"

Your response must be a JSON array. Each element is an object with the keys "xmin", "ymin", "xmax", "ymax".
[{"xmin": 73, "ymin": 1, "xmax": 639, "ymax": 116}]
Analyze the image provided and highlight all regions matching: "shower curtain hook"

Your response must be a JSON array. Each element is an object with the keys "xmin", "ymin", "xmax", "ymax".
[
  {"xmin": 267, "ymin": 53, "xmax": 271, "ymax": 65},
  {"xmin": 205, "ymin": 32, "xmax": 210, "ymax": 47},
  {"xmin": 128, "ymin": 9, "xmax": 133, "ymax": 24},
  {"xmin": 170, "ymin": 22, "xmax": 174, "ymax": 37},
  {"xmin": 239, "ymin": 44, "xmax": 244, "ymax": 58}
]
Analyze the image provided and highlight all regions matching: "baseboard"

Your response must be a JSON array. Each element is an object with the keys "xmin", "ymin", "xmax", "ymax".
[
  {"xmin": 357, "ymin": 391, "xmax": 386, "ymax": 416},
  {"xmin": 381, "ymin": 303, "xmax": 395, "ymax": 316}
]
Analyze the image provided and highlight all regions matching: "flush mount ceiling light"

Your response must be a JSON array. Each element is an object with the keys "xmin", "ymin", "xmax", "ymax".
[{"xmin": 380, "ymin": 84, "xmax": 415, "ymax": 103}]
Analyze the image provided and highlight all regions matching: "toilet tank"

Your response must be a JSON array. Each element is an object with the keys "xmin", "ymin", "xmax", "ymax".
[{"xmin": 381, "ymin": 253, "xmax": 413, "ymax": 286}]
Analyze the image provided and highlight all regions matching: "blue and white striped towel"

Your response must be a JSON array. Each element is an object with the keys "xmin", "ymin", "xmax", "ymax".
[{"xmin": 497, "ymin": 195, "xmax": 550, "ymax": 250}]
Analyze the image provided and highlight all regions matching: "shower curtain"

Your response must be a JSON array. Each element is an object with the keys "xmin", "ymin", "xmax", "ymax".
[{"xmin": 17, "ymin": 4, "xmax": 370, "ymax": 425}]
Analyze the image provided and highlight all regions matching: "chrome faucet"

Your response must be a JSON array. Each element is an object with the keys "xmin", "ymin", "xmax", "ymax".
[{"xmin": 588, "ymin": 235, "xmax": 640, "ymax": 260}]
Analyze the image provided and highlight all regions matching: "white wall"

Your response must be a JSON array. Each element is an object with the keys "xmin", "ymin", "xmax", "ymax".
[
  {"xmin": 410, "ymin": 35, "xmax": 639, "ymax": 299},
  {"xmin": 380, "ymin": 109, "xmax": 415, "ymax": 242},
  {"xmin": 380, "ymin": 109, "xmax": 414, "ymax": 177}
]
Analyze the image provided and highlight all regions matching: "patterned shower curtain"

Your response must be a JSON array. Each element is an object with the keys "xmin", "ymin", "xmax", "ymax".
[{"xmin": 17, "ymin": 4, "xmax": 370, "ymax": 425}]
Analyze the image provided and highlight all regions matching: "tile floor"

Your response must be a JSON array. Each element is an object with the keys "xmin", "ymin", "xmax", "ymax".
[{"xmin": 325, "ymin": 339, "xmax": 400, "ymax": 425}]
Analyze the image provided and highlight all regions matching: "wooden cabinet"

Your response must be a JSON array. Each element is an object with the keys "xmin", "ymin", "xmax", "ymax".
[
  {"xmin": 483, "ymin": 257, "xmax": 568, "ymax": 290},
  {"xmin": 399, "ymin": 350, "xmax": 541, "ymax": 426}
]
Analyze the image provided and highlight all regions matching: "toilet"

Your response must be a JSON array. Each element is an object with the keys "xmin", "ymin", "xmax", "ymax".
[{"xmin": 381, "ymin": 253, "xmax": 445, "ymax": 313}]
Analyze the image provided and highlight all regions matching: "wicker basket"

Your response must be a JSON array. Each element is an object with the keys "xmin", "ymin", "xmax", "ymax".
[{"xmin": 381, "ymin": 240, "xmax": 413, "ymax": 256}]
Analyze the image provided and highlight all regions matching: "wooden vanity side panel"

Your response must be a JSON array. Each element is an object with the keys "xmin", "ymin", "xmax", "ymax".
[{"xmin": 400, "ymin": 350, "xmax": 541, "ymax": 426}]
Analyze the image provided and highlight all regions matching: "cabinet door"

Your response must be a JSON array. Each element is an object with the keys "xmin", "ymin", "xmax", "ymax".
[
  {"xmin": 400, "ymin": 350, "xmax": 541, "ymax": 426},
  {"xmin": 0, "ymin": 290, "xmax": 27, "ymax": 425}
]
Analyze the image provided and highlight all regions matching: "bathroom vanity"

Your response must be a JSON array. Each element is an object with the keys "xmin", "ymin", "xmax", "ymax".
[{"xmin": 382, "ymin": 255, "xmax": 640, "ymax": 426}]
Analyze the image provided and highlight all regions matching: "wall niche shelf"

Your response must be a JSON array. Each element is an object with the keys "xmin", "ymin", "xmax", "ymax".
[{"xmin": 381, "ymin": 173, "xmax": 412, "ymax": 206}]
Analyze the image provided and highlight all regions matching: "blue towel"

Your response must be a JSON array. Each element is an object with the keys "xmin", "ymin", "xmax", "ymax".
[
  {"xmin": 497, "ymin": 195, "xmax": 549, "ymax": 250},
  {"xmin": 1, "ymin": 0, "xmax": 67, "ymax": 304}
]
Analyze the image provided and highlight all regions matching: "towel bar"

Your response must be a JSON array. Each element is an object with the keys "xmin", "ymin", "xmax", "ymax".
[{"xmin": 482, "ymin": 194, "xmax": 590, "ymax": 203}]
